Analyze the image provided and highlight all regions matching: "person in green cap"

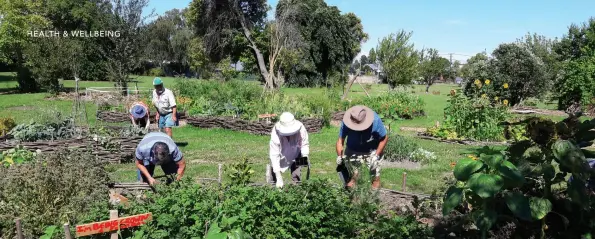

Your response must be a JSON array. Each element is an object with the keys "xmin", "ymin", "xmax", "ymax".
[{"xmin": 152, "ymin": 77, "xmax": 178, "ymax": 138}]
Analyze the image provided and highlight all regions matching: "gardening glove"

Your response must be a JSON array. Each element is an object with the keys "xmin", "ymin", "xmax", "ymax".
[
  {"xmin": 370, "ymin": 153, "xmax": 380, "ymax": 162},
  {"xmin": 336, "ymin": 155, "xmax": 345, "ymax": 165},
  {"xmin": 275, "ymin": 171, "xmax": 284, "ymax": 188}
]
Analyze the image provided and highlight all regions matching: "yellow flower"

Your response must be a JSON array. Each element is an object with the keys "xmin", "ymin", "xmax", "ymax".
[
  {"xmin": 503, "ymin": 99, "xmax": 509, "ymax": 106},
  {"xmin": 467, "ymin": 155, "xmax": 478, "ymax": 161},
  {"xmin": 503, "ymin": 83, "xmax": 509, "ymax": 89},
  {"xmin": 474, "ymin": 79, "xmax": 481, "ymax": 85},
  {"xmin": 481, "ymin": 94, "xmax": 487, "ymax": 98},
  {"xmin": 485, "ymin": 79, "xmax": 491, "ymax": 85},
  {"xmin": 494, "ymin": 96, "xmax": 499, "ymax": 101}
]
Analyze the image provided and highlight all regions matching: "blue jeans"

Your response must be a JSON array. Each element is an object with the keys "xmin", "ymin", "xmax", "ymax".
[
  {"xmin": 158, "ymin": 113, "xmax": 176, "ymax": 128},
  {"xmin": 137, "ymin": 161, "xmax": 179, "ymax": 184}
]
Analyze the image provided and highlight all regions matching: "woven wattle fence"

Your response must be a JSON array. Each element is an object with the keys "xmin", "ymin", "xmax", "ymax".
[
  {"xmin": 0, "ymin": 136, "xmax": 143, "ymax": 163},
  {"xmin": 97, "ymin": 111, "xmax": 188, "ymax": 123},
  {"xmin": 185, "ymin": 116, "xmax": 324, "ymax": 135}
]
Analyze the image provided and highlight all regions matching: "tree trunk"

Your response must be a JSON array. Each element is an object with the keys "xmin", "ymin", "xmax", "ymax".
[
  {"xmin": 341, "ymin": 72, "xmax": 359, "ymax": 100},
  {"xmin": 425, "ymin": 83, "xmax": 431, "ymax": 93},
  {"xmin": 235, "ymin": 5, "xmax": 273, "ymax": 89}
]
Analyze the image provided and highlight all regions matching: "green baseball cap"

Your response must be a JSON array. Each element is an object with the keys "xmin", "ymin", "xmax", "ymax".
[{"xmin": 153, "ymin": 77, "xmax": 163, "ymax": 86}]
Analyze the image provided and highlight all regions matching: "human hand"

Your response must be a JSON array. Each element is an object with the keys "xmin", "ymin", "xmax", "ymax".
[
  {"xmin": 370, "ymin": 153, "xmax": 380, "ymax": 161},
  {"xmin": 172, "ymin": 114, "xmax": 177, "ymax": 122},
  {"xmin": 155, "ymin": 114, "xmax": 160, "ymax": 121},
  {"xmin": 148, "ymin": 177, "xmax": 158, "ymax": 186},
  {"xmin": 275, "ymin": 172, "xmax": 284, "ymax": 188},
  {"xmin": 336, "ymin": 155, "xmax": 345, "ymax": 165}
]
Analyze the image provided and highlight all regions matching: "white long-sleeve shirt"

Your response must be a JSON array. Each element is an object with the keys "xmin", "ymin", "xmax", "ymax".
[{"xmin": 269, "ymin": 123, "xmax": 309, "ymax": 173}]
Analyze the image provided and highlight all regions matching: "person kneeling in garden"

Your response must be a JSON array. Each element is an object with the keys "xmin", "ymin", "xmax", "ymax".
[
  {"xmin": 336, "ymin": 105, "xmax": 388, "ymax": 189},
  {"xmin": 129, "ymin": 101, "xmax": 150, "ymax": 129},
  {"xmin": 269, "ymin": 112, "xmax": 310, "ymax": 188},
  {"xmin": 135, "ymin": 132, "xmax": 186, "ymax": 185}
]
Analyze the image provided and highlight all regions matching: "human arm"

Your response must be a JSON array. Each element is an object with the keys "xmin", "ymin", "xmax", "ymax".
[
  {"xmin": 145, "ymin": 116, "xmax": 151, "ymax": 130},
  {"xmin": 269, "ymin": 129, "xmax": 284, "ymax": 188},
  {"xmin": 300, "ymin": 125, "xmax": 309, "ymax": 158},
  {"xmin": 373, "ymin": 116, "xmax": 388, "ymax": 157},
  {"xmin": 336, "ymin": 122, "xmax": 347, "ymax": 157},
  {"xmin": 169, "ymin": 91, "xmax": 178, "ymax": 122},
  {"xmin": 172, "ymin": 106, "xmax": 178, "ymax": 122},
  {"xmin": 175, "ymin": 158, "xmax": 186, "ymax": 180},
  {"xmin": 135, "ymin": 159, "xmax": 156, "ymax": 185}
]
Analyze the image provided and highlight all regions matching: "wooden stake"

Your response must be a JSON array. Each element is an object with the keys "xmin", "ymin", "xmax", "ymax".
[
  {"xmin": 15, "ymin": 218, "xmax": 23, "ymax": 239},
  {"xmin": 402, "ymin": 172, "xmax": 407, "ymax": 192},
  {"xmin": 64, "ymin": 223, "xmax": 72, "ymax": 239},
  {"xmin": 217, "ymin": 163, "xmax": 223, "ymax": 184},
  {"xmin": 110, "ymin": 210, "xmax": 118, "ymax": 239}
]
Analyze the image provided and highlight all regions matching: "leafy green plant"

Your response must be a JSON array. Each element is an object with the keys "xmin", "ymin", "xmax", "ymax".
[
  {"xmin": 350, "ymin": 91, "xmax": 425, "ymax": 122},
  {"xmin": 224, "ymin": 158, "xmax": 255, "ymax": 186},
  {"xmin": 0, "ymin": 117, "xmax": 16, "ymax": 134},
  {"xmin": 0, "ymin": 149, "xmax": 110, "ymax": 239},
  {"xmin": 9, "ymin": 118, "xmax": 78, "ymax": 142},
  {"xmin": 383, "ymin": 134, "xmax": 420, "ymax": 162},
  {"xmin": 205, "ymin": 213, "xmax": 253, "ymax": 239},
  {"xmin": 431, "ymin": 90, "xmax": 509, "ymax": 141},
  {"xmin": 1, "ymin": 145, "xmax": 38, "ymax": 167},
  {"xmin": 39, "ymin": 225, "xmax": 58, "ymax": 239},
  {"xmin": 148, "ymin": 67, "xmax": 165, "ymax": 77},
  {"xmin": 442, "ymin": 114, "xmax": 595, "ymax": 238}
]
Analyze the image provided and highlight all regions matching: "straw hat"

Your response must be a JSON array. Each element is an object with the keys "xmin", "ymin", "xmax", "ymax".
[
  {"xmin": 343, "ymin": 105, "xmax": 375, "ymax": 131},
  {"xmin": 275, "ymin": 112, "xmax": 302, "ymax": 136}
]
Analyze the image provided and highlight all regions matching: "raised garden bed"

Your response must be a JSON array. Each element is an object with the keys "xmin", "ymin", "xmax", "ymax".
[
  {"xmin": 416, "ymin": 132, "xmax": 510, "ymax": 146},
  {"xmin": 185, "ymin": 116, "xmax": 324, "ymax": 135},
  {"xmin": 0, "ymin": 136, "xmax": 142, "ymax": 163}
]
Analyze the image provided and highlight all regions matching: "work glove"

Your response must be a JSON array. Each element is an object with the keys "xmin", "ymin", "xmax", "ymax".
[
  {"xmin": 336, "ymin": 155, "xmax": 345, "ymax": 165},
  {"xmin": 275, "ymin": 171, "xmax": 284, "ymax": 188},
  {"xmin": 370, "ymin": 153, "xmax": 380, "ymax": 161}
]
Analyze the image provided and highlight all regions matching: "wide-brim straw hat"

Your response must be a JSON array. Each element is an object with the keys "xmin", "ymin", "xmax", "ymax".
[
  {"xmin": 343, "ymin": 105, "xmax": 375, "ymax": 131},
  {"xmin": 275, "ymin": 112, "xmax": 302, "ymax": 136}
]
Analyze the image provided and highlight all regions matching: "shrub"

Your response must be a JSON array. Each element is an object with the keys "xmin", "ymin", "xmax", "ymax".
[
  {"xmin": 441, "ymin": 115, "xmax": 595, "ymax": 238},
  {"xmin": 86, "ymin": 179, "xmax": 430, "ymax": 239},
  {"xmin": 383, "ymin": 134, "xmax": 420, "ymax": 162},
  {"xmin": 350, "ymin": 92, "xmax": 425, "ymax": 122},
  {"xmin": 147, "ymin": 67, "xmax": 165, "ymax": 77},
  {"xmin": 430, "ymin": 91, "xmax": 509, "ymax": 141},
  {"xmin": 556, "ymin": 57, "xmax": 595, "ymax": 111},
  {"xmin": 0, "ymin": 117, "xmax": 16, "ymax": 135},
  {"xmin": 0, "ymin": 149, "xmax": 110, "ymax": 238}
]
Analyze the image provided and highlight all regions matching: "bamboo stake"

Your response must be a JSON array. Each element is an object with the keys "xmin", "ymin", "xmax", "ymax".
[
  {"xmin": 402, "ymin": 172, "xmax": 407, "ymax": 192},
  {"xmin": 64, "ymin": 223, "xmax": 72, "ymax": 239},
  {"xmin": 266, "ymin": 164, "xmax": 271, "ymax": 184},
  {"xmin": 218, "ymin": 163, "xmax": 223, "ymax": 184}
]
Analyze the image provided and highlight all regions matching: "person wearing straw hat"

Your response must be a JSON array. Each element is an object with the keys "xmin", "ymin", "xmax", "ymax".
[
  {"xmin": 129, "ymin": 101, "xmax": 150, "ymax": 129},
  {"xmin": 269, "ymin": 112, "xmax": 310, "ymax": 188},
  {"xmin": 336, "ymin": 105, "xmax": 388, "ymax": 189},
  {"xmin": 152, "ymin": 77, "xmax": 178, "ymax": 138}
]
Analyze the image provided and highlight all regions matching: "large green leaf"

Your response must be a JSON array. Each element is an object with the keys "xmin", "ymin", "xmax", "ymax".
[
  {"xmin": 529, "ymin": 197, "xmax": 552, "ymax": 220},
  {"xmin": 504, "ymin": 192, "xmax": 532, "ymax": 221},
  {"xmin": 442, "ymin": 186, "xmax": 463, "ymax": 216},
  {"xmin": 475, "ymin": 209, "xmax": 497, "ymax": 231},
  {"xmin": 498, "ymin": 160, "xmax": 525, "ymax": 187},
  {"xmin": 568, "ymin": 177, "xmax": 589, "ymax": 205},
  {"xmin": 453, "ymin": 158, "xmax": 484, "ymax": 181},
  {"xmin": 552, "ymin": 140, "xmax": 576, "ymax": 161},
  {"xmin": 553, "ymin": 140, "xmax": 588, "ymax": 173},
  {"xmin": 523, "ymin": 146, "xmax": 545, "ymax": 163},
  {"xmin": 542, "ymin": 164, "xmax": 556, "ymax": 181},
  {"xmin": 468, "ymin": 173, "xmax": 504, "ymax": 198},
  {"xmin": 481, "ymin": 153, "xmax": 504, "ymax": 169}
]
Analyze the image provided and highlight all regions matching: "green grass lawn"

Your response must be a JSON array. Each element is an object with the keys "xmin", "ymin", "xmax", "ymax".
[{"xmin": 0, "ymin": 72, "xmax": 585, "ymax": 194}]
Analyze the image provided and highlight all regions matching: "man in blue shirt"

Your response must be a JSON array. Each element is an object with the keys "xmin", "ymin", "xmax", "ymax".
[
  {"xmin": 135, "ymin": 132, "xmax": 186, "ymax": 185},
  {"xmin": 336, "ymin": 105, "xmax": 388, "ymax": 189}
]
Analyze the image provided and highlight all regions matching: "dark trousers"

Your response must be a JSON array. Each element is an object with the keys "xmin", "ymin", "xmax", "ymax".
[
  {"xmin": 271, "ymin": 162, "xmax": 302, "ymax": 183},
  {"xmin": 137, "ymin": 161, "xmax": 179, "ymax": 184}
]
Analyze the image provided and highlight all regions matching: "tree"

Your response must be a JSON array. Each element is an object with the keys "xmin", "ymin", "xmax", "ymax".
[
  {"xmin": 188, "ymin": 0, "xmax": 272, "ymax": 87},
  {"xmin": 368, "ymin": 48, "xmax": 377, "ymax": 64},
  {"xmin": 265, "ymin": 3, "xmax": 302, "ymax": 88},
  {"xmin": 0, "ymin": 0, "xmax": 49, "ymax": 92},
  {"xmin": 101, "ymin": 0, "xmax": 153, "ymax": 89},
  {"xmin": 187, "ymin": 37, "xmax": 212, "ymax": 78},
  {"xmin": 460, "ymin": 52, "xmax": 488, "ymax": 80},
  {"xmin": 360, "ymin": 55, "xmax": 369, "ymax": 67},
  {"xmin": 419, "ymin": 48, "xmax": 450, "ymax": 92},
  {"xmin": 376, "ymin": 30, "xmax": 419, "ymax": 89},
  {"xmin": 491, "ymin": 43, "xmax": 547, "ymax": 106},
  {"xmin": 516, "ymin": 32, "xmax": 560, "ymax": 94}
]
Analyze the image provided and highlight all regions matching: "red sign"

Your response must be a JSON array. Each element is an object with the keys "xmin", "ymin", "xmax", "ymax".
[{"xmin": 75, "ymin": 213, "xmax": 152, "ymax": 237}]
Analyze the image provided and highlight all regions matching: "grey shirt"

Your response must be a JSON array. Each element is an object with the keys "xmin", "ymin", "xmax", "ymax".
[{"xmin": 135, "ymin": 132, "xmax": 182, "ymax": 166}]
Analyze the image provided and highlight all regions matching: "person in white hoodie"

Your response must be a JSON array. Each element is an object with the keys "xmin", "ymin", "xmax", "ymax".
[{"xmin": 269, "ymin": 112, "xmax": 310, "ymax": 188}]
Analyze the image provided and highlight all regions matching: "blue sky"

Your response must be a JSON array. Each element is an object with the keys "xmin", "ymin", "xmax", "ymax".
[{"xmin": 146, "ymin": 0, "xmax": 595, "ymax": 63}]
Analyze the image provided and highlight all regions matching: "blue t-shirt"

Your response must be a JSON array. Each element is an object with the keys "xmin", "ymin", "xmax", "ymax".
[
  {"xmin": 135, "ymin": 132, "xmax": 183, "ymax": 166},
  {"xmin": 339, "ymin": 112, "xmax": 387, "ymax": 153}
]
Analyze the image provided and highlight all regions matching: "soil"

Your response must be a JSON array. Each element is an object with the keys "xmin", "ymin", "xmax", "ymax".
[
  {"xmin": 510, "ymin": 107, "xmax": 569, "ymax": 117},
  {"xmin": 377, "ymin": 189, "xmax": 441, "ymax": 227}
]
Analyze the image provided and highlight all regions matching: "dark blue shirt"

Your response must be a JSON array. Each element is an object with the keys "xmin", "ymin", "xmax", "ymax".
[{"xmin": 339, "ymin": 112, "xmax": 387, "ymax": 152}]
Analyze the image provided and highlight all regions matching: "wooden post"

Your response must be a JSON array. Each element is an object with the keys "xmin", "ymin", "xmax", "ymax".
[
  {"xmin": 402, "ymin": 172, "xmax": 407, "ymax": 192},
  {"xmin": 15, "ymin": 218, "xmax": 24, "ymax": 239},
  {"xmin": 64, "ymin": 223, "xmax": 72, "ymax": 239},
  {"xmin": 266, "ymin": 164, "xmax": 271, "ymax": 184},
  {"xmin": 217, "ymin": 163, "xmax": 223, "ymax": 184},
  {"xmin": 110, "ymin": 210, "xmax": 118, "ymax": 239}
]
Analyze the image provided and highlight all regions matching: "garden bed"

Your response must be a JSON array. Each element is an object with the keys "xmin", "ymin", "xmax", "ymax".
[
  {"xmin": 185, "ymin": 116, "xmax": 324, "ymax": 135},
  {"xmin": 416, "ymin": 132, "xmax": 510, "ymax": 146},
  {"xmin": 0, "ymin": 136, "xmax": 142, "ymax": 163},
  {"xmin": 96, "ymin": 110, "xmax": 188, "ymax": 123}
]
